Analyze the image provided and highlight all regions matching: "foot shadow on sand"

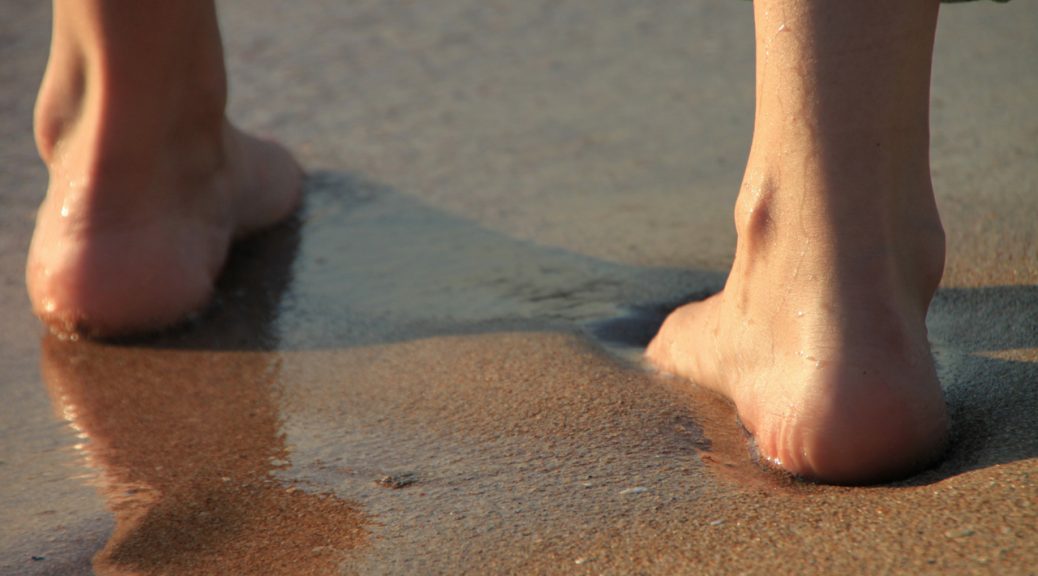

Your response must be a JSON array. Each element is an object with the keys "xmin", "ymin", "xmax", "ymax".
[
  {"xmin": 915, "ymin": 286, "xmax": 1038, "ymax": 483},
  {"xmin": 125, "ymin": 170, "xmax": 722, "ymax": 352}
]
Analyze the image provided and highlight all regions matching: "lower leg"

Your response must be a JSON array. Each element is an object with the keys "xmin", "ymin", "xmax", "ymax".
[
  {"xmin": 28, "ymin": 0, "xmax": 300, "ymax": 336},
  {"xmin": 647, "ymin": 0, "xmax": 948, "ymax": 483}
]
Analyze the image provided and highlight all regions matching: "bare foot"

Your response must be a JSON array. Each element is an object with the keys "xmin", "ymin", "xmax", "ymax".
[
  {"xmin": 646, "ymin": 173, "xmax": 950, "ymax": 484},
  {"xmin": 26, "ymin": 1, "xmax": 300, "ymax": 337},
  {"xmin": 27, "ymin": 125, "xmax": 300, "ymax": 336},
  {"xmin": 646, "ymin": 0, "xmax": 951, "ymax": 485}
]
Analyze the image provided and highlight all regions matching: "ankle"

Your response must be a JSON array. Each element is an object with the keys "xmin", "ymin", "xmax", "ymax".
[
  {"xmin": 34, "ymin": 57, "xmax": 231, "ymax": 221},
  {"xmin": 732, "ymin": 161, "xmax": 945, "ymax": 304},
  {"xmin": 35, "ymin": 3, "xmax": 229, "ymax": 168}
]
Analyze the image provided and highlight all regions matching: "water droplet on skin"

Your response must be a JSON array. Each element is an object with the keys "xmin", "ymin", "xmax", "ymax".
[
  {"xmin": 43, "ymin": 299, "xmax": 57, "ymax": 313},
  {"xmin": 795, "ymin": 310, "xmax": 805, "ymax": 318},
  {"xmin": 61, "ymin": 178, "xmax": 88, "ymax": 217}
]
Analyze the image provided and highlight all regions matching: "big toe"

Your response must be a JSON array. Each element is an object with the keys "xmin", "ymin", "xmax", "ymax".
[{"xmin": 645, "ymin": 297, "xmax": 718, "ymax": 382}]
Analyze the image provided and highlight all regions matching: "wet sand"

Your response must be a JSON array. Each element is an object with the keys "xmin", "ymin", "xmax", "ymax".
[{"xmin": 1, "ymin": 1, "xmax": 1036, "ymax": 574}]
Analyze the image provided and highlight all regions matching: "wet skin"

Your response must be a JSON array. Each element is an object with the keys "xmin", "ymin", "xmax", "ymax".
[{"xmin": 27, "ymin": 0, "xmax": 300, "ymax": 336}]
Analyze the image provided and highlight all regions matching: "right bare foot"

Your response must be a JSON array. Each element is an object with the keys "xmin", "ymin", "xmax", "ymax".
[
  {"xmin": 26, "ymin": 1, "xmax": 300, "ymax": 337},
  {"xmin": 646, "ymin": 170, "xmax": 950, "ymax": 484},
  {"xmin": 646, "ymin": 0, "xmax": 951, "ymax": 484}
]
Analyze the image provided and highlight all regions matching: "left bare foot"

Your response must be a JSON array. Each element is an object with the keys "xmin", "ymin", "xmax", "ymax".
[{"xmin": 25, "ymin": 0, "xmax": 301, "ymax": 337}]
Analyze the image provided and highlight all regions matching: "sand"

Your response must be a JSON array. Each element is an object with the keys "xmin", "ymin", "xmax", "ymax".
[{"xmin": 1, "ymin": 1, "xmax": 1036, "ymax": 574}]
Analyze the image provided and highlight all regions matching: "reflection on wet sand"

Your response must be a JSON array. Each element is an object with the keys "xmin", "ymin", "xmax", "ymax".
[
  {"xmin": 38, "ymin": 219, "xmax": 368, "ymax": 575},
  {"xmin": 41, "ymin": 340, "xmax": 366, "ymax": 575}
]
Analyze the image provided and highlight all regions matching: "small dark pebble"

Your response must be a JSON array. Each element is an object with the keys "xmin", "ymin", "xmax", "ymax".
[
  {"xmin": 32, "ymin": 556, "xmax": 45, "ymax": 561},
  {"xmin": 376, "ymin": 473, "xmax": 418, "ymax": 489}
]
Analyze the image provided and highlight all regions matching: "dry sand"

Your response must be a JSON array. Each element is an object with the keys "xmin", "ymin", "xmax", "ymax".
[{"xmin": 1, "ymin": 1, "xmax": 1036, "ymax": 574}]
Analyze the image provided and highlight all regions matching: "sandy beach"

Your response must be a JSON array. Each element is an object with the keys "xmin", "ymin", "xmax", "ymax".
[{"xmin": 1, "ymin": 1, "xmax": 1036, "ymax": 574}]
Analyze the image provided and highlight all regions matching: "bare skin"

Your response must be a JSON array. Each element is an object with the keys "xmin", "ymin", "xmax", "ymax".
[
  {"xmin": 647, "ymin": 0, "xmax": 950, "ymax": 484},
  {"xmin": 27, "ymin": 0, "xmax": 301, "ymax": 336}
]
